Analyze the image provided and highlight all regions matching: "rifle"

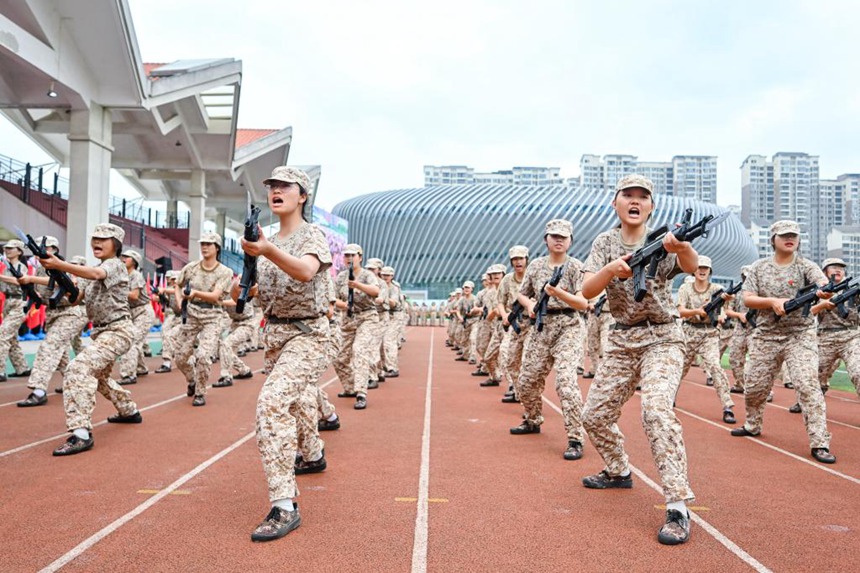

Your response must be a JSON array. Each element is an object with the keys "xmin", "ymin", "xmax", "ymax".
[
  {"xmin": 481, "ymin": 305, "xmax": 489, "ymax": 320},
  {"xmin": 626, "ymin": 208, "xmax": 730, "ymax": 302},
  {"xmin": 829, "ymin": 281, "xmax": 860, "ymax": 319},
  {"xmin": 534, "ymin": 264, "xmax": 565, "ymax": 333},
  {"xmin": 703, "ymin": 279, "xmax": 744, "ymax": 326},
  {"xmin": 181, "ymin": 281, "xmax": 191, "ymax": 324},
  {"xmin": 347, "ymin": 266, "xmax": 355, "ymax": 317},
  {"xmin": 745, "ymin": 308, "xmax": 758, "ymax": 328},
  {"xmin": 782, "ymin": 275, "xmax": 852, "ymax": 318},
  {"xmin": 19, "ymin": 233, "xmax": 80, "ymax": 308},
  {"xmin": 506, "ymin": 300, "xmax": 524, "ymax": 334},
  {"xmin": 593, "ymin": 294, "xmax": 607, "ymax": 317},
  {"xmin": 5, "ymin": 260, "xmax": 43, "ymax": 311},
  {"xmin": 235, "ymin": 204, "xmax": 261, "ymax": 314}
]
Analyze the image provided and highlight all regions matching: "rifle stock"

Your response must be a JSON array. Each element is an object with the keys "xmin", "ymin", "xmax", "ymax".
[
  {"xmin": 181, "ymin": 281, "xmax": 191, "ymax": 324},
  {"xmin": 534, "ymin": 264, "xmax": 565, "ymax": 332},
  {"xmin": 593, "ymin": 294, "xmax": 607, "ymax": 317},
  {"xmin": 347, "ymin": 266, "xmax": 355, "ymax": 317}
]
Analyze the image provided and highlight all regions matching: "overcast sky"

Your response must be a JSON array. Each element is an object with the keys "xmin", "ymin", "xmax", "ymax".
[{"xmin": 3, "ymin": 0, "xmax": 859, "ymax": 211}]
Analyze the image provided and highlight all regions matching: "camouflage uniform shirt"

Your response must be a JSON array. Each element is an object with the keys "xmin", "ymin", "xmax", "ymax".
[
  {"xmin": 743, "ymin": 255, "xmax": 825, "ymax": 333},
  {"xmin": 84, "ymin": 257, "xmax": 130, "ymax": 325},
  {"xmin": 335, "ymin": 267, "xmax": 379, "ymax": 313},
  {"xmin": 676, "ymin": 282, "xmax": 722, "ymax": 324},
  {"xmin": 127, "ymin": 269, "xmax": 150, "ymax": 309},
  {"xmin": 178, "ymin": 260, "xmax": 233, "ymax": 320},
  {"xmin": 583, "ymin": 228, "xmax": 681, "ymax": 325}
]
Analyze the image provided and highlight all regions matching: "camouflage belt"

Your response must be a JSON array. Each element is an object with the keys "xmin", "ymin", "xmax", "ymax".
[
  {"xmin": 545, "ymin": 308, "xmax": 577, "ymax": 316},
  {"xmin": 92, "ymin": 316, "xmax": 130, "ymax": 329},
  {"xmin": 267, "ymin": 315, "xmax": 321, "ymax": 324},
  {"xmin": 190, "ymin": 301, "xmax": 216, "ymax": 309},
  {"xmin": 686, "ymin": 322, "xmax": 715, "ymax": 329}
]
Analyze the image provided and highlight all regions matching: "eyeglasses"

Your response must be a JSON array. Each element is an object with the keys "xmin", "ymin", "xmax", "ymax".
[{"xmin": 265, "ymin": 182, "xmax": 293, "ymax": 193}]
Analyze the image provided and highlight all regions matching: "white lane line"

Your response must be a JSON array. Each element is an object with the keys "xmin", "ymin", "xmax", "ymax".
[
  {"xmin": 0, "ymin": 367, "xmax": 267, "ymax": 459},
  {"xmin": 674, "ymin": 406, "xmax": 860, "ymax": 486},
  {"xmin": 681, "ymin": 379, "xmax": 860, "ymax": 431},
  {"xmin": 540, "ymin": 396, "xmax": 773, "ymax": 573},
  {"xmin": 410, "ymin": 329, "xmax": 435, "ymax": 573},
  {"xmin": 38, "ymin": 432, "xmax": 257, "ymax": 573},
  {"xmin": 39, "ymin": 376, "xmax": 338, "ymax": 572}
]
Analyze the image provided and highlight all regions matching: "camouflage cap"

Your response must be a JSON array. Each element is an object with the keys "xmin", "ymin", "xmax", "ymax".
[
  {"xmin": 380, "ymin": 266, "xmax": 395, "ymax": 275},
  {"xmin": 264, "ymin": 166, "xmax": 311, "ymax": 193},
  {"xmin": 454, "ymin": 288, "xmax": 463, "ymax": 294},
  {"xmin": 508, "ymin": 245, "xmax": 529, "ymax": 259},
  {"xmin": 481, "ymin": 274, "xmax": 489, "ymax": 281},
  {"xmin": 544, "ymin": 219, "xmax": 573, "ymax": 238},
  {"xmin": 122, "ymin": 249, "xmax": 142, "ymax": 266},
  {"xmin": 366, "ymin": 258, "xmax": 384, "ymax": 269},
  {"xmin": 70, "ymin": 255, "xmax": 87, "ymax": 265},
  {"xmin": 166, "ymin": 270, "xmax": 180, "ymax": 280},
  {"xmin": 463, "ymin": 280, "xmax": 475, "ymax": 289},
  {"xmin": 343, "ymin": 243, "xmax": 363, "ymax": 255},
  {"xmin": 3, "ymin": 239, "xmax": 25, "ymax": 251},
  {"xmin": 770, "ymin": 220, "xmax": 801, "ymax": 236},
  {"xmin": 487, "ymin": 264, "xmax": 507, "ymax": 275},
  {"xmin": 697, "ymin": 255, "xmax": 712, "ymax": 269},
  {"xmin": 37, "ymin": 235, "xmax": 60, "ymax": 248},
  {"xmin": 91, "ymin": 223, "xmax": 125, "ymax": 242},
  {"xmin": 822, "ymin": 257, "xmax": 847, "ymax": 270},
  {"xmin": 615, "ymin": 174, "xmax": 654, "ymax": 195},
  {"xmin": 199, "ymin": 231, "xmax": 222, "ymax": 247}
]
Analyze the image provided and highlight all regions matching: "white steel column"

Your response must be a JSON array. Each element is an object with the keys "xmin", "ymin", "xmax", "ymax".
[
  {"xmin": 187, "ymin": 169, "xmax": 206, "ymax": 262},
  {"xmin": 66, "ymin": 103, "xmax": 113, "ymax": 262}
]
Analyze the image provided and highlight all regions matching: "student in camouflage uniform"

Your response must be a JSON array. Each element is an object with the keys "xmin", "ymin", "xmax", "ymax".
[
  {"xmin": 40, "ymin": 223, "xmax": 143, "ymax": 456},
  {"xmin": 725, "ymin": 266, "xmax": 753, "ymax": 393},
  {"xmin": 238, "ymin": 166, "xmax": 331, "ymax": 542},
  {"xmin": 117, "ymin": 249, "xmax": 155, "ymax": 385},
  {"xmin": 455, "ymin": 282, "xmax": 480, "ymax": 361},
  {"xmin": 732, "ymin": 220, "xmax": 836, "ymax": 464},
  {"xmin": 16, "ymin": 243, "xmax": 90, "ymax": 407},
  {"xmin": 791, "ymin": 258, "xmax": 858, "ymax": 412},
  {"xmin": 676, "ymin": 256, "xmax": 736, "ymax": 424},
  {"xmin": 316, "ymin": 273, "xmax": 340, "ymax": 431},
  {"xmin": 215, "ymin": 291, "xmax": 256, "ymax": 387},
  {"xmin": 380, "ymin": 266, "xmax": 402, "ymax": 377},
  {"xmin": 496, "ymin": 246, "xmax": 530, "ymax": 403},
  {"xmin": 363, "ymin": 257, "xmax": 388, "ymax": 386},
  {"xmin": 333, "ymin": 243, "xmax": 380, "ymax": 410},
  {"xmin": 580, "ymin": 174, "xmax": 699, "ymax": 545},
  {"xmin": 155, "ymin": 271, "xmax": 182, "ymax": 373},
  {"xmin": 472, "ymin": 274, "xmax": 492, "ymax": 374},
  {"xmin": 175, "ymin": 231, "xmax": 234, "ymax": 407},
  {"xmin": 478, "ymin": 265, "xmax": 507, "ymax": 386},
  {"xmin": 0, "ymin": 239, "xmax": 31, "ymax": 381},
  {"xmin": 510, "ymin": 220, "xmax": 589, "ymax": 461}
]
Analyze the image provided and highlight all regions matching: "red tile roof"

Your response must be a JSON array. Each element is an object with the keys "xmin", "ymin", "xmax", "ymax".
[
  {"xmin": 143, "ymin": 62, "xmax": 167, "ymax": 78},
  {"xmin": 235, "ymin": 128, "xmax": 278, "ymax": 149}
]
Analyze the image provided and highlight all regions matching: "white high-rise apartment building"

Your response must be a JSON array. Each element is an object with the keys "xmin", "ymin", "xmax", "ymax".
[
  {"xmin": 424, "ymin": 165, "xmax": 562, "ymax": 187},
  {"xmin": 579, "ymin": 154, "xmax": 718, "ymax": 202}
]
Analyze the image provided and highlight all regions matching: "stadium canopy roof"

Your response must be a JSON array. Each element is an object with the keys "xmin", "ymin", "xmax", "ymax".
[{"xmin": 0, "ymin": 0, "xmax": 297, "ymax": 230}]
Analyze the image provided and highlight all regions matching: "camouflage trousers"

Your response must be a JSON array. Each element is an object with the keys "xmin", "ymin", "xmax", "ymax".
[
  {"xmin": 742, "ymin": 328, "xmax": 831, "ymax": 449},
  {"xmin": 518, "ymin": 315, "xmax": 586, "ymax": 442},
  {"xmin": 719, "ymin": 324, "xmax": 732, "ymax": 357},
  {"xmin": 681, "ymin": 325, "xmax": 733, "ymax": 410},
  {"xmin": 28, "ymin": 306, "xmax": 88, "ymax": 392},
  {"xmin": 333, "ymin": 312, "xmax": 379, "ymax": 396},
  {"xmin": 475, "ymin": 320, "xmax": 492, "ymax": 361},
  {"xmin": 502, "ymin": 323, "xmax": 531, "ymax": 397},
  {"xmin": 160, "ymin": 313, "xmax": 182, "ymax": 362},
  {"xmin": 383, "ymin": 313, "xmax": 400, "ymax": 371},
  {"xmin": 253, "ymin": 307, "xmax": 263, "ymax": 349},
  {"xmin": 483, "ymin": 322, "xmax": 504, "ymax": 380},
  {"xmin": 818, "ymin": 329, "xmax": 860, "ymax": 391},
  {"xmin": 257, "ymin": 318, "xmax": 328, "ymax": 502},
  {"xmin": 582, "ymin": 322, "xmax": 694, "ymax": 503},
  {"xmin": 395, "ymin": 311, "xmax": 407, "ymax": 343},
  {"xmin": 0, "ymin": 298, "xmax": 28, "ymax": 374},
  {"xmin": 372, "ymin": 312, "xmax": 389, "ymax": 376},
  {"xmin": 219, "ymin": 318, "xmax": 255, "ymax": 378},
  {"xmin": 585, "ymin": 313, "xmax": 613, "ymax": 375},
  {"xmin": 58, "ymin": 332, "xmax": 84, "ymax": 373},
  {"xmin": 120, "ymin": 304, "xmax": 155, "ymax": 378},
  {"xmin": 728, "ymin": 325, "xmax": 750, "ymax": 389},
  {"xmin": 174, "ymin": 313, "xmax": 223, "ymax": 397},
  {"xmin": 63, "ymin": 320, "xmax": 138, "ymax": 431}
]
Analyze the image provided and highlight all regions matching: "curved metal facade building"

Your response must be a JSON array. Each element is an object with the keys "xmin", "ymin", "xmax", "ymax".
[{"xmin": 333, "ymin": 184, "xmax": 758, "ymax": 299}]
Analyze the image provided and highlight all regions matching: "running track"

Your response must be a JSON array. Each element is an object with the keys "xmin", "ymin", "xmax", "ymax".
[{"xmin": 0, "ymin": 327, "xmax": 857, "ymax": 572}]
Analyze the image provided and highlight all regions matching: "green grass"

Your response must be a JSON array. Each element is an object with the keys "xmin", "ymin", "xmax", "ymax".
[{"xmin": 720, "ymin": 353, "xmax": 856, "ymax": 394}]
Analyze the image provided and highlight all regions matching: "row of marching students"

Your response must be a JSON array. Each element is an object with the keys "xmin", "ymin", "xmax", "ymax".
[{"xmin": 445, "ymin": 173, "xmax": 849, "ymax": 547}]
